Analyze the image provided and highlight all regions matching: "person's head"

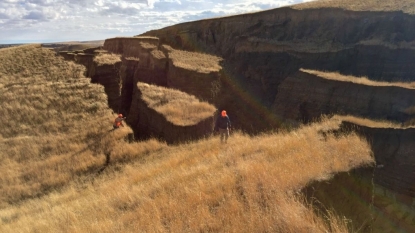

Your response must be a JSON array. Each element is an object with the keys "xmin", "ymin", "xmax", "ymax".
[
  {"xmin": 221, "ymin": 110, "xmax": 227, "ymax": 117},
  {"xmin": 118, "ymin": 114, "xmax": 123, "ymax": 118}
]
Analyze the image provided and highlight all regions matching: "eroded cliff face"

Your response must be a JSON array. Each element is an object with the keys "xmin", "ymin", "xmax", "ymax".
[
  {"xmin": 58, "ymin": 39, "xmax": 222, "ymax": 143},
  {"xmin": 338, "ymin": 122, "xmax": 415, "ymax": 198},
  {"xmin": 89, "ymin": 59, "xmax": 122, "ymax": 112},
  {"xmin": 304, "ymin": 168, "xmax": 415, "ymax": 233},
  {"xmin": 119, "ymin": 57, "xmax": 139, "ymax": 115},
  {"xmin": 103, "ymin": 39, "xmax": 223, "ymax": 102},
  {"xmin": 102, "ymin": 37, "xmax": 159, "ymax": 57},
  {"xmin": 272, "ymin": 71, "xmax": 415, "ymax": 123},
  {"xmin": 142, "ymin": 7, "xmax": 415, "ymax": 108},
  {"xmin": 302, "ymin": 119, "xmax": 415, "ymax": 232}
]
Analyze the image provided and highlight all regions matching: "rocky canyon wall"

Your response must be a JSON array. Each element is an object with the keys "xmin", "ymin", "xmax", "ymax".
[
  {"xmin": 304, "ymin": 167, "xmax": 415, "ymax": 233},
  {"xmin": 338, "ymin": 121, "xmax": 415, "ymax": 198},
  {"xmin": 138, "ymin": 7, "xmax": 415, "ymax": 230},
  {"xmin": 272, "ymin": 70, "xmax": 415, "ymax": 123},
  {"xmin": 102, "ymin": 37, "xmax": 281, "ymax": 132},
  {"xmin": 302, "ymin": 118, "xmax": 415, "ymax": 232},
  {"xmin": 58, "ymin": 38, "xmax": 224, "ymax": 143},
  {"xmin": 141, "ymin": 7, "xmax": 415, "ymax": 107}
]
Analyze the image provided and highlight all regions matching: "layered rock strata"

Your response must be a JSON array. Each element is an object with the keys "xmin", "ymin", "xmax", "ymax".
[
  {"xmin": 88, "ymin": 54, "xmax": 122, "ymax": 112},
  {"xmin": 304, "ymin": 167, "xmax": 415, "ymax": 233},
  {"xmin": 103, "ymin": 38, "xmax": 224, "ymax": 103},
  {"xmin": 119, "ymin": 57, "xmax": 140, "ymax": 116},
  {"xmin": 302, "ymin": 117, "xmax": 415, "ymax": 232},
  {"xmin": 141, "ymin": 7, "xmax": 415, "ymax": 110},
  {"xmin": 337, "ymin": 121, "xmax": 415, "ymax": 198},
  {"xmin": 58, "ymin": 38, "xmax": 228, "ymax": 141},
  {"xmin": 103, "ymin": 37, "xmax": 159, "ymax": 57},
  {"xmin": 272, "ymin": 70, "xmax": 415, "ymax": 123}
]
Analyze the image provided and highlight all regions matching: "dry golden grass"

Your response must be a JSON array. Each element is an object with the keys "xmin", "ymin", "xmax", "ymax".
[
  {"xmin": 301, "ymin": 68, "xmax": 415, "ymax": 89},
  {"xmin": 139, "ymin": 83, "xmax": 217, "ymax": 126},
  {"xmin": 0, "ymin": 118, "xmax": 373, "ymax": 233},
  {"xmin": 0, "ymin": 44, "xmax": 141, "ymax": 207},
  {"xmin": 168, "ymin": 47, "xmax": 223, "ymax": 73},
  {"xmin": 140, "ymin": 42, "xmax": 158, "ymax": 50},
  {"xmin": 133, "ymin": 36, "xmax": 160, "ymax": 40},
  {"xmin": 333, "ymin": 115, "xmax": 403, "ymax": 128},
  {"xmin": 151, "ymin": 49, "xmax": 166, "ymax": 59},
  {"xmin": 292, "ymin": 0, "xmax": 415, "ymax": 15},
  {"xmin": 93, "ymin": 52, "xmax": 121, "ymax": 66},
  {"xmin": 0, "ymin": 44, "xmax": 374, "ymax": 233}
]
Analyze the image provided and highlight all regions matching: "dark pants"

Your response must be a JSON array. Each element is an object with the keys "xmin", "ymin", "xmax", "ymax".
[{"xmin": 218, "ymin": 128, "xmax": 229, "ymax": 142}]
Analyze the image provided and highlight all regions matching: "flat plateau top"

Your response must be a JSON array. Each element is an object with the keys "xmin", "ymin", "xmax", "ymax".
[{"xmin": 138, "ymin": 83, "xmax": 216, "ymax": 126}]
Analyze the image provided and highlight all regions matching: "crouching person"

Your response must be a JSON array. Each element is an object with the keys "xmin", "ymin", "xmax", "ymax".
[{"xmin": 113, "ymin": 114, "xmax": 126, "ymax": 129}]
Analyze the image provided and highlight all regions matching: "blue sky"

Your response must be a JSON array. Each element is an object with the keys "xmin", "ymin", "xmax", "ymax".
[{"xmin": 0, "ymin": 0, "xmax": 313, "ymax": 44}]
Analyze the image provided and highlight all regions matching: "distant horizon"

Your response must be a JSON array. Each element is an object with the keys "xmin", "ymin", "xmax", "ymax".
[{"xmin": 0, "ymin": 39, "xmax": 106, "ymax": 45}]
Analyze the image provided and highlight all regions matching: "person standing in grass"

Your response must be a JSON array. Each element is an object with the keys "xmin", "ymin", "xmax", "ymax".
[
  {"xmin": 215, "ymin": 110, "xmax": 231, "ymax": 143},
  {"xmin": 113, "ymin": 114, "xmax": 126, "ymax": 129}
]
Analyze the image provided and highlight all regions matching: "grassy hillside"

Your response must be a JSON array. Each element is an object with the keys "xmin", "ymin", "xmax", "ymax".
[
  {"xmin": 0, "ymin": 44, "xmax": 134, "ymax": 206},
  {"xmin": 293, "ymin": 0, "xmax": 415, "ymax": 14},
  {"xmin": 0, "ymin": 45, "xmax": 374, "ymax": 232}
]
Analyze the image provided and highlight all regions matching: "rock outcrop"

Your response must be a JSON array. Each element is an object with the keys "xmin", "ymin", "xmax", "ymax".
[
  {"xmin": 103, "ymin": 37, "xmax": 159, "ymax": 57},
  {"xmin": 58, "ymin": 42, "xmax": 221, "ymax": 143},
  {"xmin": 304, "ymin": 167, "xmax": 415, "ymax": 233},
  {"xmin": 272, "ymin": 70, "xmax": 415, "ymax": 123},
  {"xmin": 103, "ymin": 38, "xmax": 224, "ymax": 102},
  {"xmin": 88, "ymin": 54, "xmax": 122, "ymax": 112},
  {"xmin": 141, "ymin": 7, "xmax": 415, "ymax": 110},
  {"xmin": 338, "ymin": 121, "xmax": 415, "ymax": 198},
  {"xmin": 301, "ymin": 116, "xmax": 415, "ymax": 232},
  {"xmin": 127, "ymin": 83, "xmax": 216, "ymax": 143},
  {"xmin": 119, "ymin": 57, "xmax": 140, "ymax": 115}
]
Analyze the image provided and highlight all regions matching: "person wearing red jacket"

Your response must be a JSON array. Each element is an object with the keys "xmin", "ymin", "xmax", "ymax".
[
  {"xmin": 113, "ymin": 114, "xmax": 126, "ymax": 129},
  {"xmin": 214, "ymin": 110, "xmax": 231, "ymax": 143}
]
